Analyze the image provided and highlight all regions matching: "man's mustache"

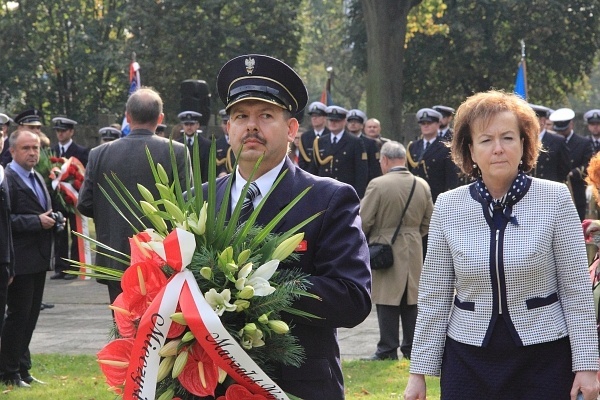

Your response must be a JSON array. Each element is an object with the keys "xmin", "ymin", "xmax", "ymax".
[{"xmin": 241, "ymin": 133, "xmax": 266, "ymax": 145}]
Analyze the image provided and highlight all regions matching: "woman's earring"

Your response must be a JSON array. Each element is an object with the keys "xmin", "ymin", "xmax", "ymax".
[{"xmin": 473, "ymin": 163, "xmax": 478, "ymax": 169}]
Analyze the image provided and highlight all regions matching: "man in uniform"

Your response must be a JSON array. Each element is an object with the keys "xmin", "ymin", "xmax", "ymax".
[
  {"xmin": 308, "ymin": 105, "xmax": 369, "ymax": 197},
  {"xmin": 177, "ymin": 111, "xmax": 211, "ymax": 183},
  {"xmin": 550, "ymin": 107, "xmax": 593, "ymax": 221},
  {"xmin": 346, "ymin": 109, "xmax": 381, "ymax": 183},
  {"xmin": 49, "ymin": 117, "xmax": 89, "ymax": 280},
  {"xmin": 406, "ymin": 108, "xmax": 458, "ymax": 203},
  {"xmin": 99, "ymin": 127, "xmax": 121, "ymax": 143},
  {"xmin": 155, "ymin": 124, "xmax": 167, "ymax": 137},
  {"xmin": 0, "ymin": 114, "xmax": 11, "ymax": 167},
  {"xmin": 216, "ymin": 109, "xmax": 234, "ymax": 177},
  {"xmin": 214, "ymin": 53, "xmax": 371, "ymax": 400},
  {"xmin": 432, "ymin": 105, "xmax": 455, "ymax": 142},
  {"xmin": 584, "ymin": 109, "xmax": 600, "ymax": 155},
  {"xmin": 529, "ymin": 104, "xmax": 571, "ymax": 183},
  {"xmin": 297, "ymin": 101, "xmax": 329, "ymax": 171}
]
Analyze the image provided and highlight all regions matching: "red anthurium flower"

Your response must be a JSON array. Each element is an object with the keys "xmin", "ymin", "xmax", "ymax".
[
  {"xmin": 178, "ymin": 342, "xmax": 219, "ymax": 397},
  {"xmin": 129, "ymin": 234, "xmax": 165, "ymax": 269},
  {"xmin": 97, "ymin": 338, "xmax": 134, "ymax": 394},
  {"xmin": 222, "ymin": 384, "xmax": 268, "ymax": 400},
  {"xmin": 168, "ymin": 304, "xmax": 186, "ymax": 339},
  {"xmin": 120, "ymin": 262, "xmax": 167, "ymax": 317},
  {"xmin": 110, "ymin": 293, "xmax": 138, "ymax": 338}
]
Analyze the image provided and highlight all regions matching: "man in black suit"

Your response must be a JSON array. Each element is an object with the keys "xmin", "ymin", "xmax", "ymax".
[
  {"xmin": 77, "ymin": 88, "xmax": 190, "ymax": 304},
  {"xmin": 529, "ymin": 104, "xmax": 571, "ymax": 183},
  {"xmin": 407, "ymin": 108, "xmax": 458, "ymax": 203},
  {"xmin": 308, "ymin": 105, "xmax": 369, "ymax": 197},
  {"xmin": 1, "ymin": 130, "xmax": 56, "ymax": 387},
  {"xmin": 433, "ymin": 105, "xmax": 455, "ymax": 142},
  {"xmin": 49, "ymin": 117, "xmax": 90, "ymax": 280},
  {"xmin": 364, "ymin": 118, "xmax": 389, "ymax": 150},
  {"xmin": 0, "ymin": 137, "xmax": 14, "ymax": 337},
  {"xmin": 177, "ymin": 111, "xmax": 211, "ymax": 183},
  {"xmin": 297, "ymin": 101, "xmax": 329, "ymax": 171},
  {"xmin": 550, "ymin": 108, "xmax": 593, "ymax": 221},
  {"xmin": 213, "ymin": 54, "xmax": 371, "ymax": 399},
  {"xmin": 346, "ymin": 109, "xmax": 382, "ymax": 183}
]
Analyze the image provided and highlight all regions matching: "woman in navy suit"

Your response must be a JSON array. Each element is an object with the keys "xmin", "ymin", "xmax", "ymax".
[{"xmin": 405, "ymin": 91, "xmax": 599, "ymax": 400}]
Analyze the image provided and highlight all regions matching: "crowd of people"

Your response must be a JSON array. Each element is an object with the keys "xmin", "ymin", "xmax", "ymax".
[{"xmin": 1, "ymin": 54, "xmax": 600, "ymax": 399}]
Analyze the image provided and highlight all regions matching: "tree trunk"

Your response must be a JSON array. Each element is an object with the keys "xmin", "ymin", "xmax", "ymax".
[{"xmin": 361, "ymin": 0, "xmax": 421, "ymax": 144}]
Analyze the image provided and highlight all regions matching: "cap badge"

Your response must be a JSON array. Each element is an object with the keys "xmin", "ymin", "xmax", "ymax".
[{"xmin": 245, "ymin": 57, "xmax": 255, "ymax": 74}]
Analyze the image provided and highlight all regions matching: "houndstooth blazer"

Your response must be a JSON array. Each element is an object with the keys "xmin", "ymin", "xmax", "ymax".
[{"xmin": 410, "ymin": 178, "xmax": 599, "ymax": 376}]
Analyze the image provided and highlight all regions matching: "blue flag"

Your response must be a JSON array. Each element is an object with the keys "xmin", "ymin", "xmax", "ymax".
[{"xmin": 514, "ymin": 59, "xmax": 527, "ymax": 100}]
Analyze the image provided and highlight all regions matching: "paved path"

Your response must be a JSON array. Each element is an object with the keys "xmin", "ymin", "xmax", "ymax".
[{"xmin": 31, "ymin": 272, "xmax": 384, "ymax": 360}]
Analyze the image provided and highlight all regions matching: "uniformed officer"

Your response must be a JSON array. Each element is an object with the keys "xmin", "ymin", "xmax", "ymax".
[
  {"xmin": 584, "ymin": 109, "xmax": 600, "ymax": 154},
  {"xmin": 550, "ymin": 107, "xmax": 592, "ymax": 221},
  {"xmin": 529, "ymin": 104, "xmax": 571, "ymax": 183},
  {"xmin": 99, "ymin": 127, "xmax": 121, "ymax": 143},
  {"xmin": 0, "ymin": 114, "xmax": 12, "ymax": 167},
  {"xmin": 406, "ymin": 108, "xmax": 458, "ymax": 203},
  {"xmin": 177, "ymin": 111, "xmax": 211, "ymax": 183},
  {"xmin": 346, "ymin": 109, "xmax": 381, "ymax": 183},
  {"xmin": 155, "ymin": 124, "xmax": 167, "ymax": 137},
  {"xmin": 432, "ymin": 105, "xmax": 455, "ymax": 142},
  {"xmin": 216, "ymin": 109, "xmax": 234, "ymax": 177},
  {"xmin": 297, "ymin": 101, "xmax": 329, "ymax": 171},
  {"xmin": 308, "ymin": 105, "xmax": 369, "ymax": 197}
]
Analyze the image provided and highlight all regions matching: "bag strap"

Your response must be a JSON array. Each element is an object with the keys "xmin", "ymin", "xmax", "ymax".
[{"xmin": 390, "ymin": 177, "xmax": 417, "ymax": 245}]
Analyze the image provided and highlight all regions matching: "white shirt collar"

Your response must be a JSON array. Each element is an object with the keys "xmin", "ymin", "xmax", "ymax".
[
  {"xmin": 331, "ymin": 130, "xmax": 345, "ymax": 143},
  {"xmin": 60, "ymin": 139, "xmax": 73, "ymax": 152},
  {"xmin": 232, "ymin": 157, "xmax": 286, "ymax": 212}
]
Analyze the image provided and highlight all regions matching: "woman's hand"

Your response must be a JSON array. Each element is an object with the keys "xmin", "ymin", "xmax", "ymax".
[
  {"xmin": 571, "ymin": 370, "xmax": 599, "ymax": 400},
  {"xmin": 404, "ymin": 373, "xmax": 427, "ymax": 400}
]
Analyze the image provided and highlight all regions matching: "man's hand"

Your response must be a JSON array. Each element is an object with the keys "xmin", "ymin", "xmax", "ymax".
[{"xmin": 39, "ymin": 210, "xmax": 55, "ymax": 230}]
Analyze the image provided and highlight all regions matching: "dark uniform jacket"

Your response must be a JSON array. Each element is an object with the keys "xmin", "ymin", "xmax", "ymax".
[
  {"xmin": 215, "ymin": 135, "xmax": 234, "ymax": 176},
  {"xmin": 0, "ymin": 139, "xmax": 9, "ymax": 167},
  {"xmin": 406, "ymin": 138, "xmax": 458, "ymax": 203},
  {"xmin": 0, "ymin": 170, "xmax": 14, "ymax": 277},
  {"xmin": 532, "ymin": 130, "xmax": 571, "ymax": 183},
  {"xmin": 308, "ymin": 131, "xmax": 369, "ymax": 198},
  {"xmin": 206, "ymin": 157, "xmax": 371, "ymax": 400},
  {"xmin": 439, "ymin": 128, "xmax": 453, "ymax": 142},
  {"xmin": 5, "ymin": 166, "xmax": 53, "ymax": 275},
  {"xmin": 52, "ymin": 141, "xmax": 89, "ymax": 167},
  {"xmin": 178, "ymin": 133, "xmax": 211, "ymax": 183},
  {"xmin": 297, "ymin": 127, "xmax": 330, "ymax": 171},
  {"xmin": 565, "ymin": 132, "xmax": 593, "ymax": 220},
  {"xmin": 357, "ymin": 134, "xmax": 382, "ymax": 183}
]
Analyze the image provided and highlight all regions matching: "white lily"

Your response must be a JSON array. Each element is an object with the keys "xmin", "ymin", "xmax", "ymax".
[
  {"xmin": 204, "ymin": 288, "xmax": 237, "ymax": 316},
  {"xmin": 235, "ymin": 260, "xmax": 279, "ymax": 297},
  {"xmin": 187, "ymin": 202, "xmax": 208, "ymax": 235}
]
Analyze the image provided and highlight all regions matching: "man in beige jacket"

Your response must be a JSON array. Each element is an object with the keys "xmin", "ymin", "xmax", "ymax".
[{"xmin": 360, "ymin": 141, "xmax": 433, "ymax": 360}]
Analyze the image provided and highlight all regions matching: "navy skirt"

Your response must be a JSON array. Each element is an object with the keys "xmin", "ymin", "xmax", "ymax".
[{"xmin": 440, "ymin": 316, "xmax": 574, "ymax": 400}]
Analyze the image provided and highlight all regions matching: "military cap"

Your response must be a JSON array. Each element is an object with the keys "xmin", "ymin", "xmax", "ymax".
[
  {"xmin": 178, "ymin": 111, "xmax": 202, "ymax": 123},
  {"xmin": 416, "ymin": 108, "xmax": 442, "ymax": 123},
  {"xmin": 156, "ymin": 124, "xmax": 167, "ymax": 133},
  {"xmin": 528, "ymin": 104, "xmax": 552, "ymax": 118},
  {"xmin": 325, "ymin": 105, "xmax": 348, "ymax": 121},
  {"xmin": 52, "ymin": 117, "xmax": 77, "ymax": 130},
  {"xmin": 346, "ymin": 109, "xmax": 367, "ymax": 124},
  {"xmin": 0, "ymin": 113, "xmax": 11, "ymax": 125},
  {"xmin": 218, "ymin": 109, "xmax": 229, "ymax": 122},
  {"xmin": 549, "ymin": 108, "xmax": 575, "ymax": 131},
  {"xmin": 14, "ymin": 109, "xmax": 42, "ymax": 126},
  {"xmin": 432, "ymin": 105, "xmax": 455, "ymax": 117},
  {"xmin": 307, "ymin": 101, "xmax": 327, "ymax": 116},
  {"xmin": 217, "ymin": 54, "xmax": 308, "ymax": 115},
  {"xmin": 99, "ymin": 127, "xmax": 121, "ymax": 141},
  {"xmin": 584, "ymin": 109, "xmax": 600, "ymax": 124}
]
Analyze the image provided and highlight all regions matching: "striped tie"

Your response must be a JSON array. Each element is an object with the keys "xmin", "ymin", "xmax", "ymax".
[{"xmin": 239, "ymin": 182, "xmax": 260, "ymax": 223}]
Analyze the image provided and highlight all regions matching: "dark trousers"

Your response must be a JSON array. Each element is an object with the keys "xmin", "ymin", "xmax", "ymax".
[
  {"xmin": 55, "ymin": 212, "xmax": 79, "ymax": 272},
  {"xmin": 0, "ymin": 263, "xmax": 9, "ymax": 335},
  {"xmin": 0, "ymin": 271, "xmax": 46, "ymax": 377},
  {"xmin": 375, "ymin": 289, "xmax": 417, "ymax": 359},
  {"xmin": 107, "ymin": 279, "xmax": 122, "ymax": 305}
]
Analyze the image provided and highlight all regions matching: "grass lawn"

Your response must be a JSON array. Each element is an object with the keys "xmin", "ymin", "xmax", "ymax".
[{"xmin": 0, "ymin": 355, "xmax": 441, "ymax": 399}]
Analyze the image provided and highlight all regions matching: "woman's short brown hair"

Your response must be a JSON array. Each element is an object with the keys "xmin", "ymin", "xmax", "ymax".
[
  {"xmin": 586, "ymin": 154, "xmax": 600, "ymax": 203},
  {"xmin": 451, "ymin": 90, "xmax": 541, "ymax": 179}
]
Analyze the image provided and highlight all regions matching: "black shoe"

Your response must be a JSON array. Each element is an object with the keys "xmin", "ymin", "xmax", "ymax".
[
  {"xmin": 40, "ymin": 302, "xmax": 55, "ymax": 310},
  {"xmin": 21, "ymin": 375, "xmax": 45, "ymax": 385},
  {"xmin": 50, "ymin": 272, "xmax": 65, "ymax": 280},
  {"xmin": 361, "ymin": 353, "xmax": 398, "ymax": 361},
  {"xmin": 63, "ymin": 273, "xmax": 77, "ymax": 280},
  {"xmin": 1, "ymin": 374, "xmax": 31, "ymax": 388}
]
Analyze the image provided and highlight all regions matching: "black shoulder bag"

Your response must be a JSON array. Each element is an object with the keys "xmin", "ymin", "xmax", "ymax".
[{"xmin": 368, "ymin": 177, "xmax": 417, "ymax": 270}]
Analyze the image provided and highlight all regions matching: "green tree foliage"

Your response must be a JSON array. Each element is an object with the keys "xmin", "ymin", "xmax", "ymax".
[
  {"xmin": 403, "ymin": 0, "xmax": 600, "ymax": 110},
  {"xmin": 125, "ymin": 0, "xmax": 303, "ymax": 125},
  {"xmin": 0, "ymin": 0, "xmax": 128, "ymax": 124}
]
